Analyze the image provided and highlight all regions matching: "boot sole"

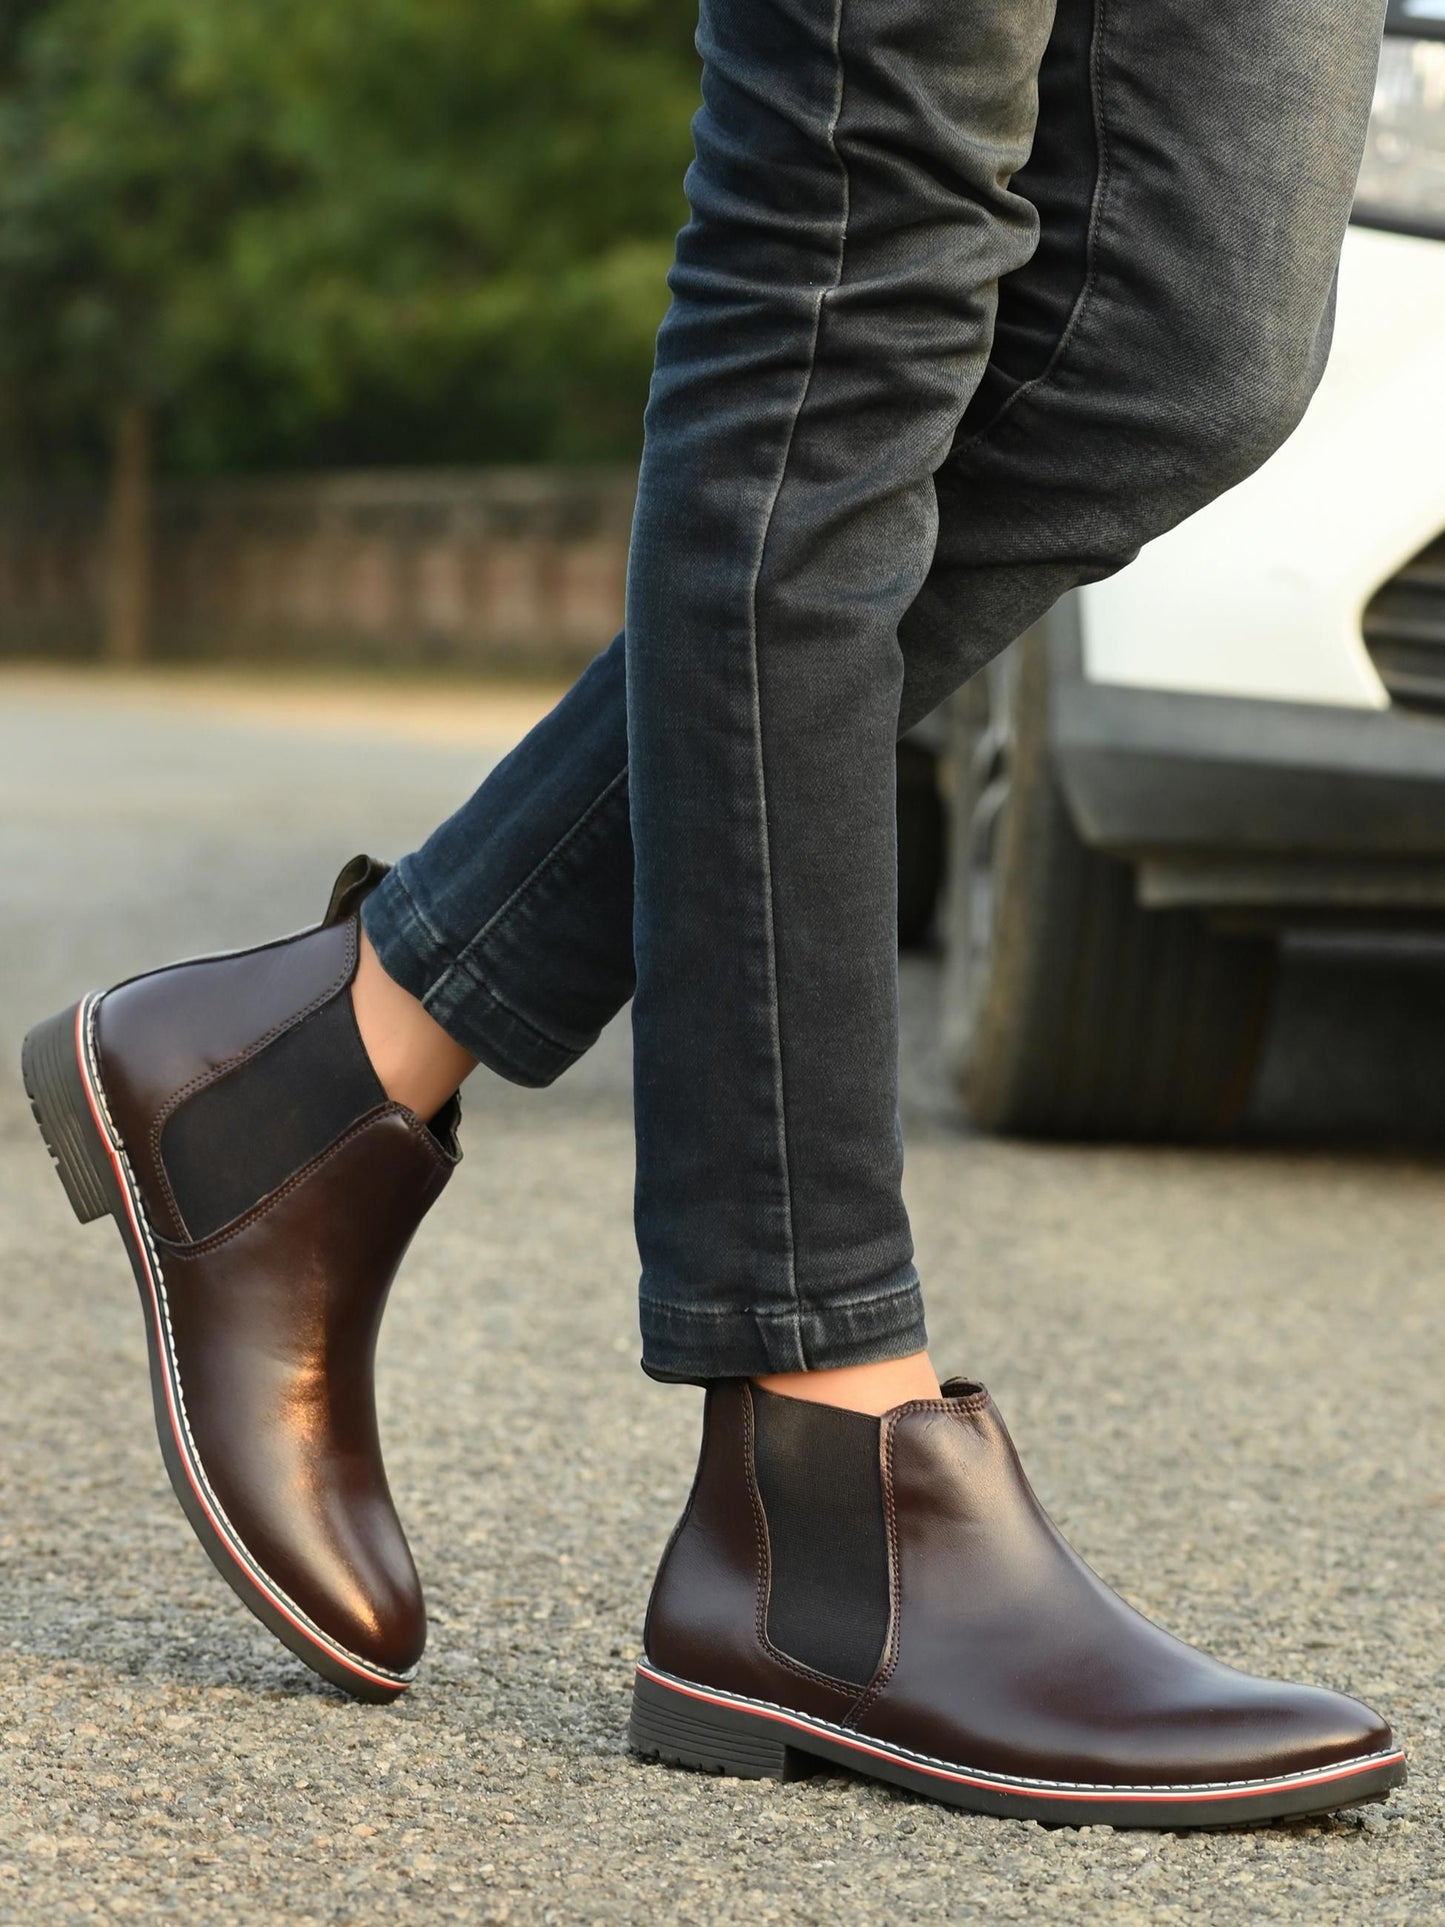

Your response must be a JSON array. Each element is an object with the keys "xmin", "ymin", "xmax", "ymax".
[
  {"xmin": 630, "ymin": 1662, "xmax": 1408, "ymax": 1828},
  {"xmin": 21, "ymin": 995, "xmax": 416, "ymax": 1704}
]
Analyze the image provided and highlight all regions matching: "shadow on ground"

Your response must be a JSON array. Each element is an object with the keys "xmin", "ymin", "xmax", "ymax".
[{"xmin": 1248, "ymin": 935, "xmax": 1445, "ymax": 1146}]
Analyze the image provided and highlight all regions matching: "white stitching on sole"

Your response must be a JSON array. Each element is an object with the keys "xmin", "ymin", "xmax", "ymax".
[
  {"xmin": 79, "ymin": 994, "xmax": 416, "ymax": 1688},
  {"xmin": 635, "ymin": 1662, "xmax": 1404, "ymax": 1800}
]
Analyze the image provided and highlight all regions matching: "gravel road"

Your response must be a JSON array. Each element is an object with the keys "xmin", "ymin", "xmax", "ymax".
[{"xmin": 1, "ymin": 671, "xmax": 1441, "ymax": 1924}]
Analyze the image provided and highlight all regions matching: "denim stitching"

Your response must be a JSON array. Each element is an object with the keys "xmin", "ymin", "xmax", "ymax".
[
  {"xmin": 386, "ymin": 865, "xmax": 449, "ymax": 958},
  {"xmin": 946, "ymin": 0, "xmax": 1113, "ymax": 458},
  {"xmin": 454, "ymin": 764, "xmax": 630, "ymax": 963},
  {"xmin": 426, "ymin": 967, "xmax": 579, "ymax": 1077},
  {"xmin": 638, "ymin": 1277, "xmax": 924, "ymax": 1323},
  {"xmin": 743, "ymin": 0, "xmax": 853, "ymax": 1366},
  {"xmin": 374, "ymin": 878, "xmax": 576, "ymax": 1077},
  {"xmin": 378, "ymin": 870, "xmax": 576, "ymax": 1058},
  {"xmin": 435, "ymin": 956, "xmax": 577, "ymax": 1059},
  {"xmin": 383, "ymin": 780, "xmax": 630, "ymax": 1063}
]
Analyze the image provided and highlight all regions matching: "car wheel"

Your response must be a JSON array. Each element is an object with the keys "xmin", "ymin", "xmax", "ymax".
[
  {"xmin": 940, "ymin": 629, "xmax": 1277, "ymax": 1139},
  {"xmin": 897, "ymin": 738, "xmax": 946, "ymax": 949}
]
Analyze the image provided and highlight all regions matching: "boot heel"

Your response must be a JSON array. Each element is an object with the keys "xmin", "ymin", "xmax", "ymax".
[
  {"xmin": 21, "ymin": 1000, "xmax": 114, "ymax": 1226},
  {"xmin": 629, "ymin": 1668, "xmax": 798, "ymax": 1781}
]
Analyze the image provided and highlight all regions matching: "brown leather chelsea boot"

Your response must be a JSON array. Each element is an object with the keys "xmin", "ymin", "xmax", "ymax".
[
  {"xmin": 21, "ymin": 856, "xmax": 457, "ymax": 1702},
  {"xmin": 631, "ymin": 1380, "xmax": 1406, "ymax": 1825}
]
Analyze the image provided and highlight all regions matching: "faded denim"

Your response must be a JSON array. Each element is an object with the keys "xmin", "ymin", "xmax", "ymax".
[{"xmin": 363, "ymin": 0, "xmax": 1385, "ymax": 1380}]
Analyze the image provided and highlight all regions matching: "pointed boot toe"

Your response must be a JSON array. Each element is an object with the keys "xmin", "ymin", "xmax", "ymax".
[{"xmin": 1226, "ymin": 1679, "xmax": 1396, "ymax": 1786}]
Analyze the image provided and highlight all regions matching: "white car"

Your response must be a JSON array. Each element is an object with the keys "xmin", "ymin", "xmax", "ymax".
[{"xmin": 912, "ymin": 0, "xmax": 1445, "ymax": 1139}]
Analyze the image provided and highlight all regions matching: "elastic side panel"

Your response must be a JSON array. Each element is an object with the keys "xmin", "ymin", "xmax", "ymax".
[
  {"xmin": 161, "ymin": 990, "xmax": 386, "ymax": 1241},
  {"xmin": 751, "ymin": 1387, "xmax": 889, "ymax": 1688}
]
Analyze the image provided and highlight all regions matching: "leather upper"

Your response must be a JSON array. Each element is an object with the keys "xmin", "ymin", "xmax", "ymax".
[
  {"xmin": 154, "ymin": 1109, "xmax": 452, "ymax": 1674},
  {"xmin": 645, "ymin": 1380, "xmax": 1394, "ymax": 1788},
  {"xmin": 859, "ymin": 1388, "xmax": 1391, "ymax": 1783},
  {"xmin": 97, "ymin": 919, "xmax": 360, "ymax": 1243},
  {"xmin": 91, "ymin": 879, "xmax": 454, "ymax": 1678}
]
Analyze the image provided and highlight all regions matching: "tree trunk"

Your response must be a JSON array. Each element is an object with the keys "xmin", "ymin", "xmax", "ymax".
[{"xmin": 104, "ymin": 400, "xmax": 152, "ymax": 664}]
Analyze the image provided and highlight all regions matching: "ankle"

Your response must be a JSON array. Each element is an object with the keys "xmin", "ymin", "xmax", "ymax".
[
  {"xmin": 753, "ymin": 1351, "xmax": 942, "ymax": 1418},
  {"xmin": 351, "ymin": 928, "xmax": 477, "ymax": 1118}
]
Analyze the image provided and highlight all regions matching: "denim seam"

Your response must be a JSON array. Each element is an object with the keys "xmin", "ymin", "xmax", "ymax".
[
  {"xmin": 637, "ymin": 1278, "xmax": 920, "ymax": 1324},
  {"xmin": 435, "ymin": 919, "xmax": 578, "ymax": 1046},
  {"xmin": 383, "ymin": 863, "xmax": 452, "ymax": 963},
  {"xmin": 742, "ymin": 0, "xmax": 853, "ymax": 1368},
  {"xmin": 946, "ymin": 0, "xmax": 1113, "ymax": 458},
  {"xmin": 432, "ymin": 958, "xmax": 581, "ymax": 1068},
  {"xmin": 452, "ymin": 764, "xmax": 631, "ymax": 970},
  {"xmin": 382, "ymin": 868, "xmax": 580, "ymax": 1062}
]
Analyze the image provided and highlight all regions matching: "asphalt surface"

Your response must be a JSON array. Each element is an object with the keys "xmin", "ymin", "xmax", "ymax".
[{"xmin": 1, "ymin": 670, "xmax": 1442, "ymax": 1924}]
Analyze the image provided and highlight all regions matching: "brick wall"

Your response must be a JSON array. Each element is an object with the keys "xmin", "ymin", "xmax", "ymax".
[{"xmin": 0, "ymin": 466, "xmax": 637, "ymax": 671}]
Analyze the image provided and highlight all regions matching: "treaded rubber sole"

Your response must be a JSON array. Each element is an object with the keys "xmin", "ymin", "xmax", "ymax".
[
  {"xmin": 630, "ymin": 1664, "xmax": 1408, "ymax": 1828},
  {"xmin": 21, "ymin": 995, "xmax": 414, "ymax": 1704}
]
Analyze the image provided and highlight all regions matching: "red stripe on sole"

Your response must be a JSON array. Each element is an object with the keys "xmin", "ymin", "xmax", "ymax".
[{"xmin": 634, "ymin": 1663, "xmax": 1405, "ymax": 1806}]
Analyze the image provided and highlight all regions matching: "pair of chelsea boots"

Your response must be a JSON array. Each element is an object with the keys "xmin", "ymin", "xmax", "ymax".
[{"xmin": 22, "ymin": 859, "xmax": 1405, "ymax": 1823}]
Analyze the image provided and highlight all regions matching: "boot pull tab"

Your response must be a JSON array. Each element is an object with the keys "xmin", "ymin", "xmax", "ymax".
[{"xmin": 323, "ymin": 854, "xmax": 392, "ymax": 927}]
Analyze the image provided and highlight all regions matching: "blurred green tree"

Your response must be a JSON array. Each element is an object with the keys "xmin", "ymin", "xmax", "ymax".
[{"xmin": 0, "ymin": 0, "xmax": 698, "ymax": 652}]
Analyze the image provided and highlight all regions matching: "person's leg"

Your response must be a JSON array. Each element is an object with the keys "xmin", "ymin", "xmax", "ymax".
[
  {"xmin": 629, "ymin": 0, "xmax": 1395, "ymax": 1390},
  {"xmin": 361, "ymin": 0, "xmax": 1055, "ymax": 1399},
  {"xmin": 622, "ymin": 0, "xmax": 1055, "ymax": 1386},
  {"xmin": 354, "ymin": 0, "xmax": 1402, "ymax": 1821},
  {"xmin": 366, "ymin": 0, "xmax": 1385, "ymax": 1387},
  {"xmin": 895, "ymin": 0, "xmax": 1389, "ymax": 720},
  {"xmin": 353, "ymin": 928, "xmax": 476, "ymax": 1119},
  {"xmin": 625, "ymin": 0, "xmax": 1401, "ymax": 1824},
  {"xmin": 358, "ymin": 634, "xmax": 635, "ymax": 1094}
]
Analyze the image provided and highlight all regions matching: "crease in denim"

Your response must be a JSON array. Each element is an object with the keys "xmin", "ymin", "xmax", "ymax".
[
  {"xmin": 638, "ymin": 1275, "xmax": 923, "ymax": 1322},
  {"xmin": 743, "ymin": 0, "xmax": 854, "ymax": 1367},
  {"xmin": 948, "ymin": 0, "xmax": 1113, "ymax": 457},
  {"xmin": 437, "ymin": 949, "xmax": 578, "ymax": 1057},
  {"xmin": 384, "ymin": 763, "xmax": 628, "ymax": 1056},
  {"xmin": 430, "ymin": 978, "xmax": 577, "ymax": 1085},
  {"xmin": 383, "ymin": 868, "xmax": 580, "ymax": 1059},
  {"xmin": 454, "ymin": 763, "xmax": 630, "ymax": 965}
]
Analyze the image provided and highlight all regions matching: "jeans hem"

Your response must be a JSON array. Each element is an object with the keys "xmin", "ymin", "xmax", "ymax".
[
  {"xmin": 638, "ymin": 1271, "xmax": 927, "ymax": 1381},
  {"xmin": 361, "ymin": 870, "xmax": 585, "ymax": 1090}
]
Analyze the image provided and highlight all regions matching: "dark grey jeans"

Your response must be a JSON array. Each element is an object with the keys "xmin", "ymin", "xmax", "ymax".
[{"xmin": 363, "ymin": 0, "xmax": 1384, "ymax": 1380}]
